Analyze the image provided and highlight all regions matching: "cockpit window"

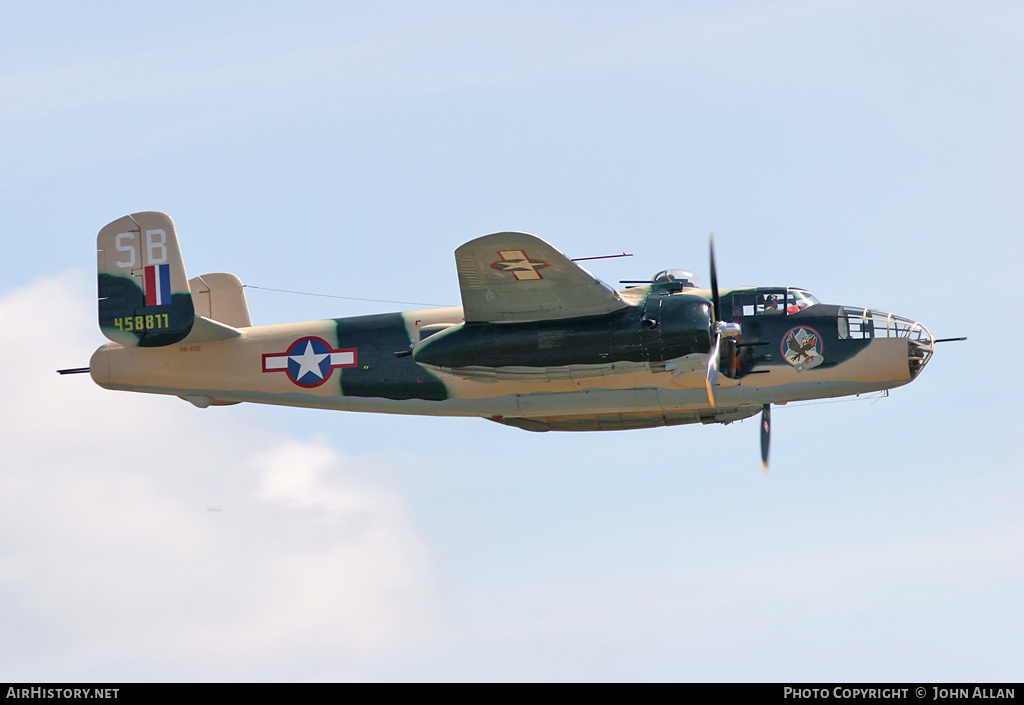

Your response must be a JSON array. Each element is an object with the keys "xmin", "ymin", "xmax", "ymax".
[
  {"xmin": 758, "ymin": 292, "xmax": 785, "ymax": 314},
  {"xmin": 787, "ymin": 289, "xmax": 819, "ymax": 313},
  {"xmin": 652, "ymin": 269, "xmax": 700, "ymax": 288},
  {"xmin": 728, "ymin": 288, "xmax": 820, "ymax": 317}
]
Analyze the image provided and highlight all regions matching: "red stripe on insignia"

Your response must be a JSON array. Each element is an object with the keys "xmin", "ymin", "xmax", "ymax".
[{"xmin": 145, "ymin": 265, "xmax": 157, "ymax": 306}]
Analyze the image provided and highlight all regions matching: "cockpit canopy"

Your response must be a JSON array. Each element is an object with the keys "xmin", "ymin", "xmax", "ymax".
[
  {"xmin": 651, "ymin": 269, "xmax": 701, "ymax": 288},
  {"xmin": 726, "ymin": 288, "xmax": 820, "ymax": 317}
]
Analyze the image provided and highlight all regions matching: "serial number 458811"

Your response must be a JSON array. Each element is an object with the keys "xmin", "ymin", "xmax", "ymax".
[{"xmin": 113, "ymin": 314, "xmax": 169, "ymax": 332}]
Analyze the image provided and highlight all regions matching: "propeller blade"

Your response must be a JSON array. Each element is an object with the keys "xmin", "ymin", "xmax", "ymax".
[
  {"xmin": 760, "ymin": 403, "xmax": 771, "ymax": 474},
  {"xmin": 705, "ymin": 333, "xmax": 721, "ymax": 407},
  {"xmin": 708, "ymin": 233, "xmax": 721, "ymax": 323}
]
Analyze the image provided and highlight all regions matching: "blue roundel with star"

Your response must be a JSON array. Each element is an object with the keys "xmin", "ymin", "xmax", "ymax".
[
  {"xmin": 262, "ymin": 336, "xmax": 358, "ymax": 388},
  {"xmin": 287, "ymin": 337, "xmax": 335, "ymax": 386}
]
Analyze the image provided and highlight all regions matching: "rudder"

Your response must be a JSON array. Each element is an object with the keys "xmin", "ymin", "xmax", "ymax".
[{"xmin": 97, "ymin": 211, "xmax": 195, "ymax": 347}]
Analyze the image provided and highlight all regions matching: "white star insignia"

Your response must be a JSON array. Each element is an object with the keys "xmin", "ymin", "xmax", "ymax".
[{"xmin": 290, "ymin": 340, "xmax": 328, "ymax": 380}]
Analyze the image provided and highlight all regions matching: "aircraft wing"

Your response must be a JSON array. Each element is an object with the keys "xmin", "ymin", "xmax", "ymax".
[{"xmin": 455, "ymin": 232, "xmax": 628, "ymax": 323}]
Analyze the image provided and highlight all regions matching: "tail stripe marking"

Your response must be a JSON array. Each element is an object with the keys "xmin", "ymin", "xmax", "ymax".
[{"xmin": 144, "ymin": 264, "xmax": 171, "ymax": 306}]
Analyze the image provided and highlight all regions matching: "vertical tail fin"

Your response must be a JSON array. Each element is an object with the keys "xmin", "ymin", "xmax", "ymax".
[
  {"xmin": 188, "ymin": 272, "xmax": 252, "ymax": 328},
  {"xmin": 97, "ymin": 211, "xmax": 195, "ymax": 347}
]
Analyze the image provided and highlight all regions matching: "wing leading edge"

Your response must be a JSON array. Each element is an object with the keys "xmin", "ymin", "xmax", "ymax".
[{"xmin": 455, "ymin": 232, "xmax": 628, "ymax": 323}]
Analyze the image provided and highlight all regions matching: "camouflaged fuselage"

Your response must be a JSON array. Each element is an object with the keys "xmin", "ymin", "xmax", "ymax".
[{"xmin": 91, "ymin": 284, "xmax": 932, "ymax": 429}]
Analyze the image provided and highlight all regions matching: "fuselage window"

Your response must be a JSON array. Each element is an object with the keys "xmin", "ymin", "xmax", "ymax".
[{"xmin": 731, "ymin": 293, "xmax": 755, "ymax": 317}]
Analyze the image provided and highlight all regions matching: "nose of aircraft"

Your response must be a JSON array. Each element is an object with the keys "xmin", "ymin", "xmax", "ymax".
[
  {"xmin": 839, "ymin": 306, "xmax": 934, "ymax": 380},
  {"xmin": 907, "ymin": 321, "xmax": 935, "ymax": 379}
]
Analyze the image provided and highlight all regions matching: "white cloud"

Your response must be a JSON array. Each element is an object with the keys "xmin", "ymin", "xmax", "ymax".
[{"xmin": 0, "ymin": 272, "xmax": 439, "ymax": 681}]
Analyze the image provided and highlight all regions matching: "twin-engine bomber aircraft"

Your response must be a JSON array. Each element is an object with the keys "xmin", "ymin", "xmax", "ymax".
[{"xmin": 77, "ymin": 211, "xmax": 942, "ymax": 472}]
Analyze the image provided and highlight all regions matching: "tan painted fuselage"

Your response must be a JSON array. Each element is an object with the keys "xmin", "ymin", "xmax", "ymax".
[{"xmin": 91, "ymin": 298, "xmax": 927, "ymax": 424}]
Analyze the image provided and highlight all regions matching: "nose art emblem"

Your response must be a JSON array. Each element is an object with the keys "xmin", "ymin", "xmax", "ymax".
[{"xmin": 782, "ymin": 326, "xmax": 823, "ymax": 373}]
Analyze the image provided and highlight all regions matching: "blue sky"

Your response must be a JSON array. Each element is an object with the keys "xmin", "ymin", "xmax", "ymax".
[{"xmin": 1, "ymin": 1, "xmax": 1020, "ymax": 681}]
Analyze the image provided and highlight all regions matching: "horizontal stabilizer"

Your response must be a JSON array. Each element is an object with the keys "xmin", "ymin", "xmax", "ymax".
[
  {"xmin": 188, "ymin": 273, "xmax": 252, "ymax": 328},
  {"xmin": 180, "ymin": 316, "xmax": 242, "ymax": 344}
]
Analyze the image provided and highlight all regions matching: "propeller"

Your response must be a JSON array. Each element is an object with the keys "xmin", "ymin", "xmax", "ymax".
[
  {"xmin": 706, "ymin": 235, "xmax": 768, "ymax": 474},
  {"xmin": 760, "ymin": 404, "xmax": 771, "ymax": 474},
  {"xmin": 704, "ymin": 331, "xmax": 721, "ymax": 407},
  {"xmin": 705, "ymin": 234, "xmax": 739, "ymax": 407},
  {"xmin": 709, "ymin": 233, "xmax": 721, "ymax": 322}
]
